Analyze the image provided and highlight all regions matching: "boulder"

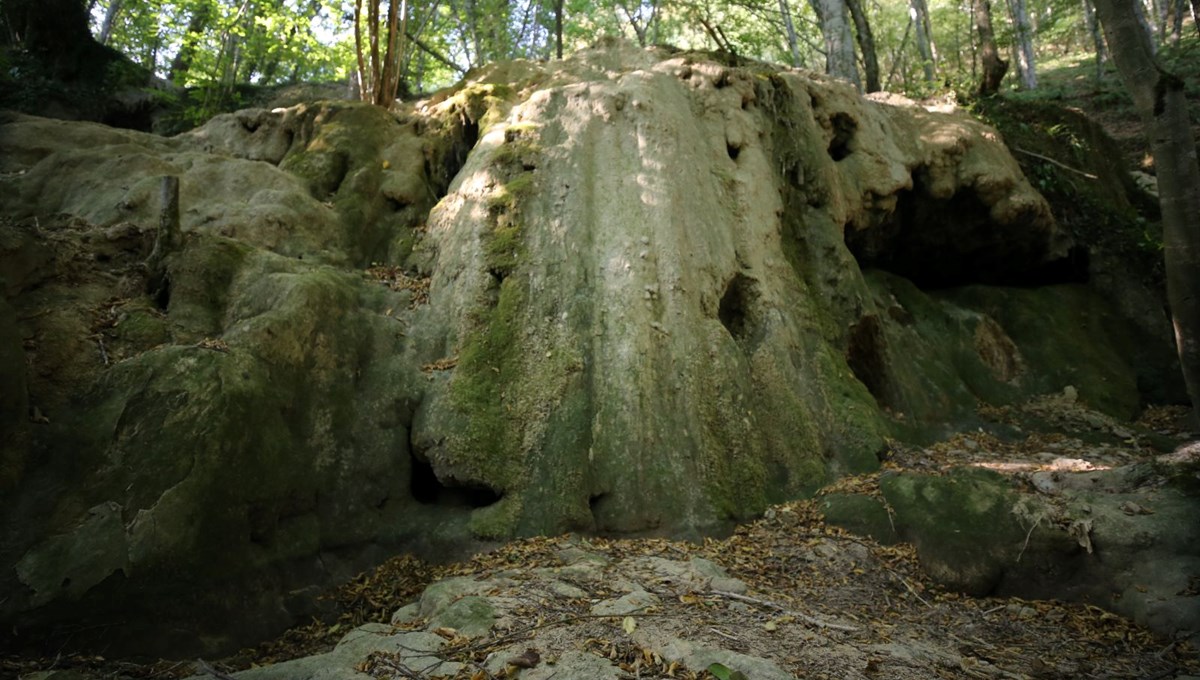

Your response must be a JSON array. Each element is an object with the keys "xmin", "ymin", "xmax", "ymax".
[{"xmin": 0, "ymin": 41, "xmax": 1169, "ymax": 655}]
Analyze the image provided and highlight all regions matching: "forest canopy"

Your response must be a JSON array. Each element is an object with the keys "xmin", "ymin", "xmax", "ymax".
[{"xmin": 74, "ymin": 0, "xmax": 1197, "ymax": 104}]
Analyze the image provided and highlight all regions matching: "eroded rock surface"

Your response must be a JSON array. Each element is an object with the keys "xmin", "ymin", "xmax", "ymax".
[{"xmin": 0, "ymin": 41, "xmax": 1179, "ymax": 656}]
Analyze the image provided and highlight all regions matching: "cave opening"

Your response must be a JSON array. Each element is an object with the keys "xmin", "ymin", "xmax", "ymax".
[
  {"xmin": 409, "ymin": 452, "xmax": 501, "ymax": 508},
  {"xmin": 843, "ymin": 173, "xmax": 1089, "ymax": 289},
  {"xmin": 430, "ymin": 115, "xmax": 481, "ymax": 197},
  {"xmin": 827, "ymin": 112, "xmax": 856, "ymax": 161},
  {"xmin": 718, "ymin": 273, "xmax": 760, "ymax": 344}
]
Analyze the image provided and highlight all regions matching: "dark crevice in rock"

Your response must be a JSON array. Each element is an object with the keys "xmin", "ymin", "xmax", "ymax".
[
  {"xmin": 846, "ymin": 314, "xmax": 889, "ymax": 407},
  {"xmin": 445, "ymin": 119, "xmax": 480, "ymax": 191},
  {"xmin": 827, "ymin": 112, "xmax": 856, "ymax": 161},
  {"xmin": 718, "ymin": 273, "xmax": 760, "ymax": 348},
  {"xmin": 151, "ymin": 277, "xmax": 171, "ymax": 311},
  {"xmin": 588, "ymin": 493, "xmax": 609, "ymax": 527},
  {"xmin": 101, "ymin": 102, "xmax": 155, "ymax": 133},
  {"xmin": 726, "ymin": 143, "xmax": 741, "ymax": 162},
  {"xmin": 844, "ymin": 173, "xmax": 1087, "ymax": 289},
  {"xmin": 409, "ymin": 452, "xmax": 501, "ymax": 508}
]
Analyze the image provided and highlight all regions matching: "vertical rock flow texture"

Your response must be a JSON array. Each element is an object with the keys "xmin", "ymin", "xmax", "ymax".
[{"xmin": 0, "ymin": 42, "xmax": 1165, "ymax": 655}]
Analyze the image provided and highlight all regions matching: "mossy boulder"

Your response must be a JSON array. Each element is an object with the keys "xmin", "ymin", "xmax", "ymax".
[{"xmin": 0, "ymin": 41, "xmax": 1175, "ymax": 656}]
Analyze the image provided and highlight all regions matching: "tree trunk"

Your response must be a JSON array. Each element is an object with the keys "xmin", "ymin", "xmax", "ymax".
[
  {"xmin": 779, "ymin": 0, "xmax": 802, "ymax": 67},
  {"xmin": 845, "ymin": 0, "xmax": 880, "ymax": 92},
  {"xmin": 169, "ymin": 3, "xmax": 212, "ymax": 83},
  {"xmin": 811, "ymin": 0, "xmax": 861, "ymax": 90},
  {"xmin": 1170, "ymin": 0, "xmax": 1184, "ymax": 43},
  {"xmin": 97, "ymin": 0, "xmax": 123, "ymax": 45},
  {"xmin": 1081, "ymin": 0, "xmax": 1107, "ymax": 80},
  {"xmin": 1133, "ymin": 0, "xmax": 1158, "ymax": 53},
  {"xmin": 909, "ymin": 0, "xmax": 935, "ymax": 81},
  {"xmin": 1, "ymin": 0, "xmax": 119, "ymax": 80},
  {"xmin": 1005, "ymin": 0, "xmax": 1037, "ymax": 88},
  {"xmin": 975, "ymin": 0, "xmax": 1008, "ymax": 95},
  {"xmin": 1091, "ymin": 0, "xmax": 1200, "ymax": 427},
  {"xmin": 555, "ymin": 0, "xmax": 564, "ymax": 59}
]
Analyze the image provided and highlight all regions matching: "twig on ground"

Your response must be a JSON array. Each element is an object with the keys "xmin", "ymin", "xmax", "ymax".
[
  {"xmin": 1013, "ymin": 147, "xmax": 1098, "ymax": 179},
  {"xmin": 1016, "ymin": 513, "xmax": 1043, "ymax": 563},
  {"xmin": 709, "ymin": 590, "xmax": 859, "ymax": 632},
  {"xmin": 896, "ymin": 573, "xmax": 932, "ymax": 608},
  {"xmin": 708, "ymin": 627, "xmax": 741, "ymax": 641}
]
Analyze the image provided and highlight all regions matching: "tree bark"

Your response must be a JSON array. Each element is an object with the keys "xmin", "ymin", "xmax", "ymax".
[
  {"xmin": 1005, "ymin": 0, "xmax": 1037, "ymax": 88},
  {"xmin": 169, "ymin": 3, "xmax": 212, "ymax": 84},
  {"xmin": 908, "ymin": 0, "xmax": 936, "ymax": 81},
  {"xmin": 1081, "ymin": 0, "xmax": 1107, "ymax": 80},
  {"xmin": 97, "ymin": 0, "xmax": 123, "ymax": 45},
  {"xmin": 1091, "ymin": 0, "xmax": 1200, "ymax": 426},
  {"xmin": 845, "ymin": 0, "xmax": 880, "ymax": 92},
  {"xmin": 974, "ymin": 0, "xmax": 1008, "ymax": 95},
  {"xmin": 555, "ymin": 0, "xmax": 564, "ymax": 59},
  {"xmin": 811, "ymin": 0, "xmax": 861, "ymax": 90},
  {"xmin": 779, "ymin": 0, "xmax": 802, "ymax": 67}
]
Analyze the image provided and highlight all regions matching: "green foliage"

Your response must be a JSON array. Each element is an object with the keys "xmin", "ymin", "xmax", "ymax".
[{"xmin": 75, "ymin": 0, "xmax": 1194, "ymax": 117}]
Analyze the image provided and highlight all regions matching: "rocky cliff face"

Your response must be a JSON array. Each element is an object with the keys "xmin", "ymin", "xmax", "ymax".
[{"xmin": 0, "ymin": 41, "xmax": 1177, "ymax": 656}]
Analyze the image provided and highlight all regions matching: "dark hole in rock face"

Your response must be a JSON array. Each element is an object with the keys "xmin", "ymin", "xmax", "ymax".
[
  {"xmin": 152, "ymin": 277, "xmax": 171, "ymax": 310},
  {"xmin": 846, "ymin": 314, "xmax": 889, "ymax": 407},
  {"xmin": 718, "ymin": 273, "xmax": 759, "ymax": 344},
  {"xmin": 409, "ymin": 452, "xmax": 501, "ymax": 508},
  {"xmin": 588, "ymin": 493, "xmax": 608, "ymax": 524},
  {"xmin": 727, "ymin": 143, "xmax": 741, "ymax": 161},
  {"xmin": 433, "ymin": 117, "xmax": 481, "ymax": 196},
  {"xmin": 844, "ymin": 173, "xmax": 1089, "ymax": 289},
  {"xmin": 828, "ymin": 112, "xmax": 856, "ymax": 161},
  {"xmin": 102, "ymin": 102, "xmax": 154, "ymax": 133}
]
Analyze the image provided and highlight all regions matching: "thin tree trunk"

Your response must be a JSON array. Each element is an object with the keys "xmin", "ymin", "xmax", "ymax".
[
  {"xmin": 975, "ymin": 0, "xmax": 1008, "ymax": 95},
  {"xmin": 407, "ymin": 31, "xmax": 464, "ymax": 73},
  {"xmin": 846, "ymin": 0, "xmax": 880, "ymax": 92},
  {"xmin": 378, "ymin": 0, "xmax": 401, "ymax": 105},
  {"xmin": 884, "ymin": 18, "xmax": 912, "ymax": 89},
  {"xmin": 1091, "ymin": 0, "xmax": 1200, "ymax": 427},
  {"xmin": 555, "ymin": 0, "xmax": 564, "ymax": 59},
  {"xmin": 1005, "ymin": 0, "xmax": 1037, "ymax": 88},
  {"xmin": 811, "ymin": 0, "xmax": 861, "ymax": 90},
  {"xmin": 1081, "ymin": 0, "xmax": 1107, "ymax": 80},
  {"xmin": 1151, "ymin": 0, "xmax": 1167, "ymax": 41},
  {"xmin": 909, "ymin": 0, "xmax": 935, "ymax": 81},
  {"xmin": 169, "ymin": 3, "xmax": 212, "ymax": 83},
  {"xmin": 1134, "ymin": 0, "xmax": 1158, "ymax": 53},
  {"xmin": 354, "ymin": 0, "xmax": 369, "ymax": 102},
  {"xmin": 779, "ymin": 0, "xmax": 802, "ymax": 67},
  {"xmin": 97, "ymin": 0, "xmax": 123, "ymax": 45},
  {"xmin": 1170, "ymin": 0, "xmax": 1184, "ymax": 43}
]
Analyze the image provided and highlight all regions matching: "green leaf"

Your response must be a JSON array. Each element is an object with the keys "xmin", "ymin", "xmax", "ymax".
[{"xmin": 706, "ymin": 663, "xmax": 748, "ymax": 680}]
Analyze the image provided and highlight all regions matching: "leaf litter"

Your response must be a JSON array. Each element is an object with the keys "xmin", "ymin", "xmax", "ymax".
[{"xmin": 3, "ymin": 398, "xmax": 1197, "ymax": 680}]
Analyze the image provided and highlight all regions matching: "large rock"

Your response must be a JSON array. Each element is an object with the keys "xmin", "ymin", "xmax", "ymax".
[{"xmin": 0, "ymin": 42, "xmax": 1168, "ymax": 655}]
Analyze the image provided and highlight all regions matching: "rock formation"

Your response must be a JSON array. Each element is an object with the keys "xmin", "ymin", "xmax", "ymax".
[{"xmin": 0, "ymin": 40, "xmax": 1178, "ymax": 655}]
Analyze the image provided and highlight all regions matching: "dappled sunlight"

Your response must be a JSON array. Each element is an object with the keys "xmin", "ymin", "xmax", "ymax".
[{"xmin": 973, "ymin": 456, "xmax": 1112, "ymax": 473}]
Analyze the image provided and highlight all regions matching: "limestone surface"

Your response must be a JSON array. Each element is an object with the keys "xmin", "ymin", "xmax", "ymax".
[{"xmin": 0, "ymin": 41, "xmax": 1174, "ymax": 656}]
